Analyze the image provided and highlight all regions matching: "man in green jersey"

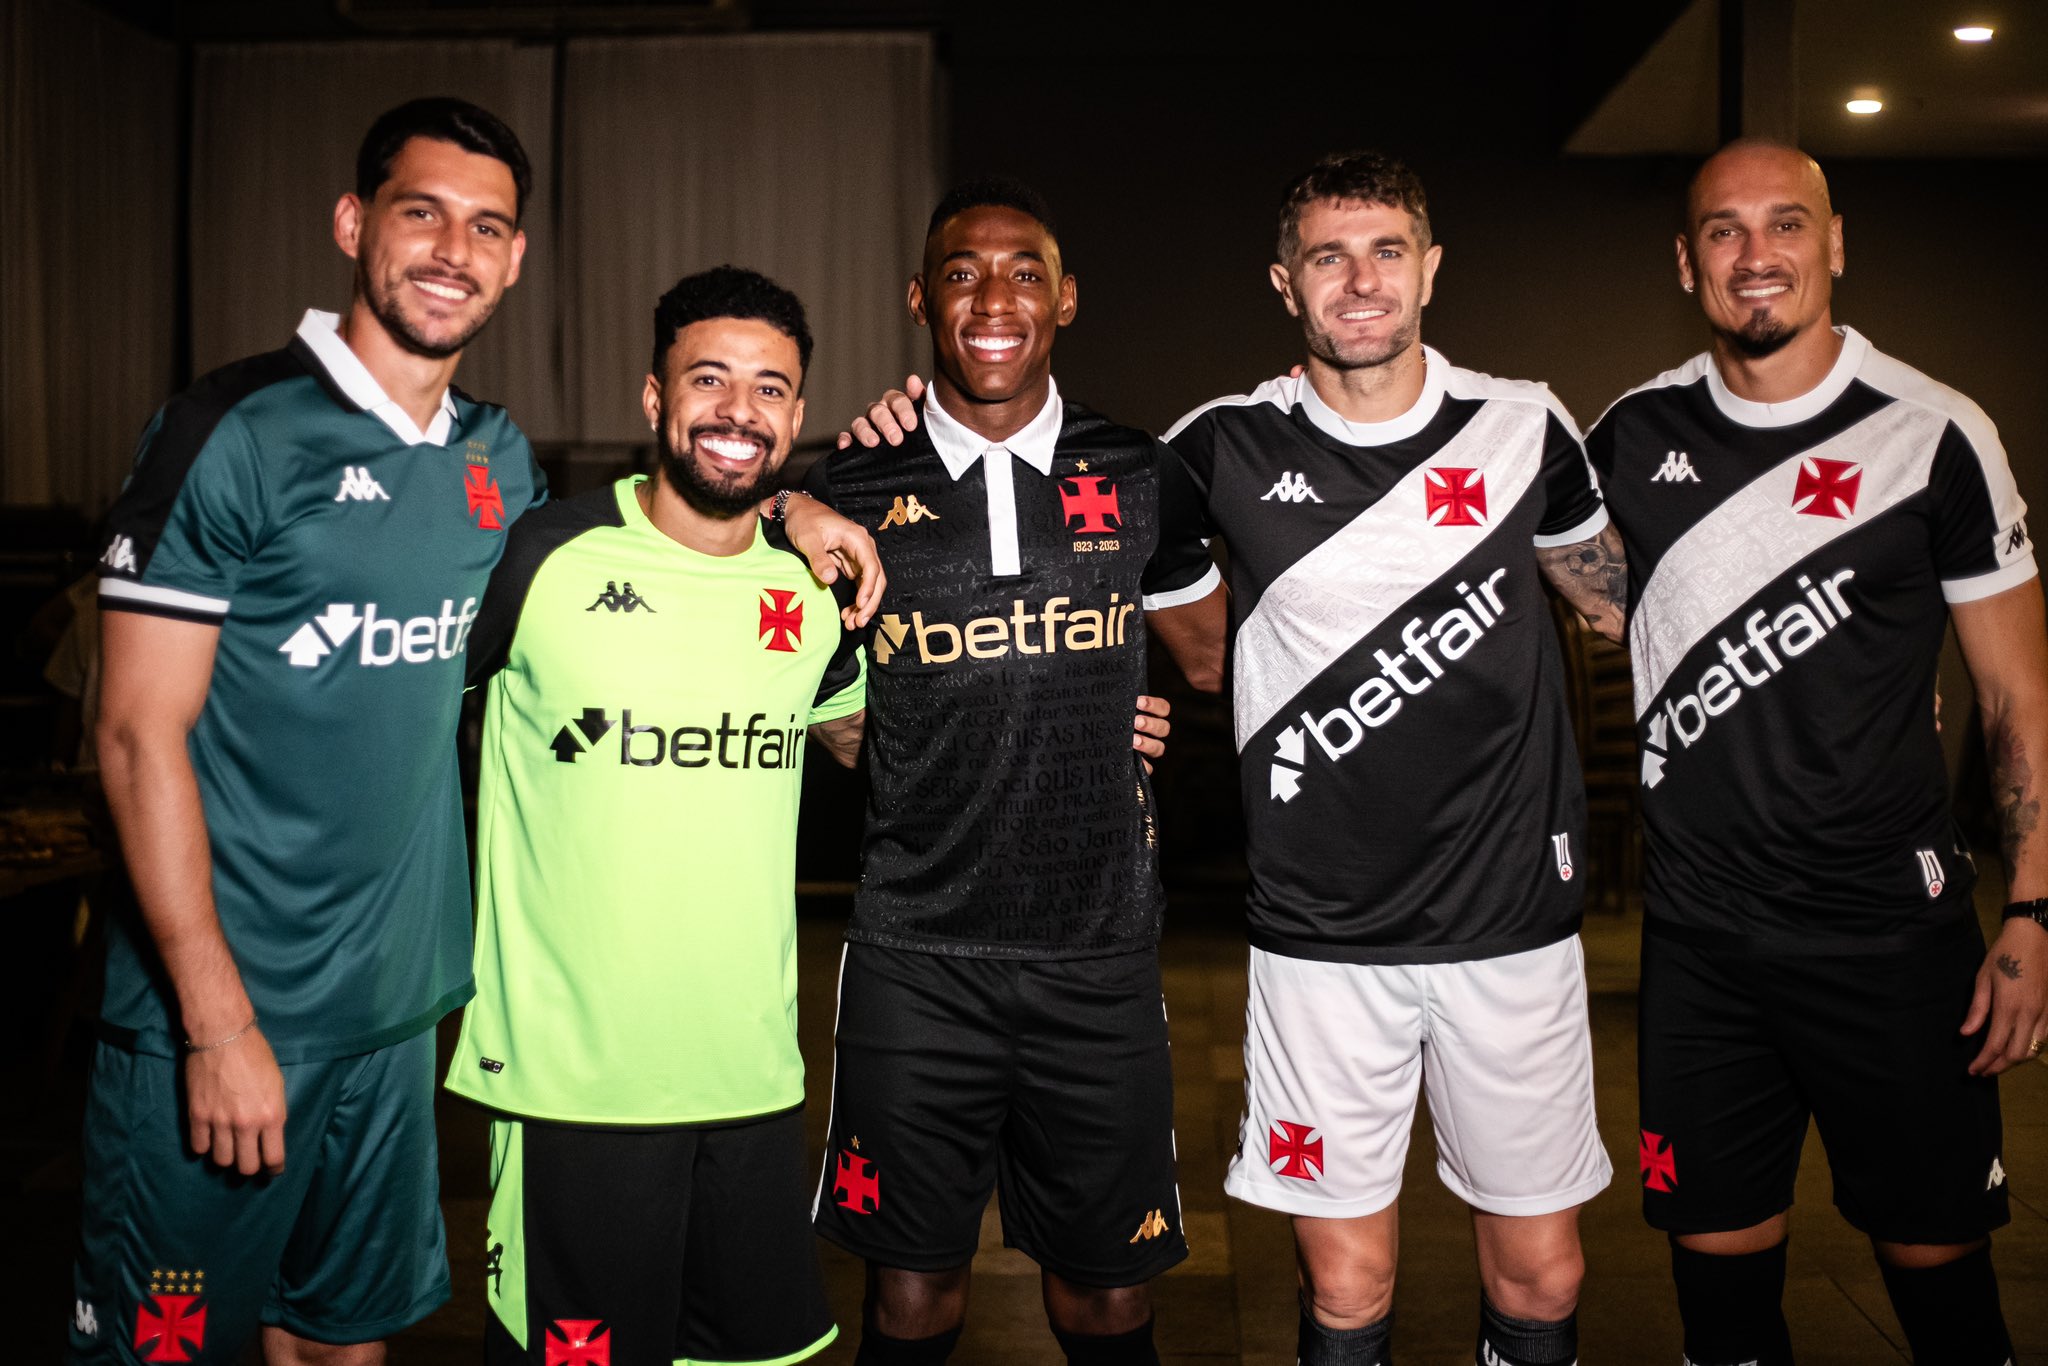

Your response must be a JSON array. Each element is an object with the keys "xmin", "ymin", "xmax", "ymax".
[{"xmin": 450, "ymin": 266, "xmax": 866, "ymax": 1366}]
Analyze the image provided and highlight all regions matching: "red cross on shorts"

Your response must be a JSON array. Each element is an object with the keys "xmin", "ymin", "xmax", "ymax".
[
  {"xmin": 834, "ymin": 1148, "xmax": 880, "ymax": 1213},
  {"xmin": 1639, "ymin": 1129, "xmax": 1677, "ymax": 1192},
  {"xmin": 1060, "ymin": 476, "xmax": 1122, "ymax": 535},
  {"xmin": 134, "ymin": 1294, "xmax": 207, "ymax": 1362},
  {"xmin": 465, "ymin": 465, "xmax": 505, "ymax": 530},
  {"xmin": 544, "ymin": 1319, "xmax": 610, "ymax": 1366},
  {"xmin": 1267, "ymin": 1120, "xmax": 1324, "ymax": 1181},
  {"xmin": 1424, "ymin": 467, "xmax": 1487, "ymax": 527},
  {"xmin": 1791, "ymin": 457, "xmax": 1861, "ymax": 519},
  {"xmin": 759, "ymin": 589, "xmax": 803, "ymax": 652}
]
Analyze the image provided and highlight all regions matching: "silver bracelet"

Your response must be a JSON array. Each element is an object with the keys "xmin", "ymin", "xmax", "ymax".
[
  {"xmin": 768, "ymin": 488, "xmax": 805, "ymax": 522},
  {"xmin": 185, "ymin": 1017, "xmax": 258, "ymax": 1052}
]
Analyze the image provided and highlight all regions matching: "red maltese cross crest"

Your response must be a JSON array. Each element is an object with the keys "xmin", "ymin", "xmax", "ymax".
[
  {"xmin": 464, "ymin": 464, "xmax": 505, "ymax": 530},
  {"xmin": 134, "ymin": 1294, "xmax": 207, "ymax": 1362},
  {"xmin": 834, "ymin": 1148, "xmax": 880, "ymax": 1214},
  {"xmin": 543, "ymin": 1319, "xmax": 610, "ymax": 1366},
  {"xmin": 1639, "ymin": 1129, "xmax": 1678, "ymax": 1192},
  {"xmin": 1791, "ymin": 457, "xmax": 1861, "ymax": 519},
  {"xmin": 1059, "ymin": 476, "xmax": 1122, "ymax": 535},
  {"xmin": 1424, "ymin": 467, "xmax": 1487, "ymax": 527},
  {"xmin": 1267, "ymin": 1120, "xmax": 1324, "ymax": 1181},
  {"xmin": 759, "ymin": 589, "xmax": 803, "ymax": 652}
]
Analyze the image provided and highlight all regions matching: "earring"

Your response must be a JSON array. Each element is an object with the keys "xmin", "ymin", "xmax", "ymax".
[
  {"xmin": 1682, "ymin": 283, "xmax": 1695, "ymax": 294},
  {"xmin": 1830, "ymin": 269, "xmax": 1842, "ymax": 278}
]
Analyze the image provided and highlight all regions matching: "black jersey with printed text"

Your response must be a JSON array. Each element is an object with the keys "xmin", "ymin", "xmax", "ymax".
[
  {"xmin": 1588, "ymin": 328, "xmax": 2034, "ymax": 948},
  {"xmin": 808, "ymin": 396, "xmax": 1216, "ymax": 959},
  {"xmin": 1157, "ymin": 354, "xmax": 1607, "ymax": 964}
]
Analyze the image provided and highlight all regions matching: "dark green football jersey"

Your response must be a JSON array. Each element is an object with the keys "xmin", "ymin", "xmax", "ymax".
[
  {"xmin": 96, "ymin": 310, "xmax": 545, "ymax": 1061},
  {"xmin": 449, "ymin": 477, "xmax": 865, "ymax": 1125}
]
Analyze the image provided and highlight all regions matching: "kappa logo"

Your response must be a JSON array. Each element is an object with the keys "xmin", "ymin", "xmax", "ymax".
[
  {"xmin": 135, "ymin": 1268, "xmax": 207, "ymax": 1362},
  {"xmin": 1916, "ymin": 848, "xmax": 1946, "ymax": 898},
  {"xmin": 1792, "ymin": 457, "xmax": 1861, "ymax": 519},
  {"xmin": 1639, "ymin": 1129, "xmax": 1677, "ymax": 1193},
  {"xmin": 1269, "ymin": 570, "xmax": 1510, "ymax": 802},
  {"xmin": 464, "ymin": 464, "xmax": 505, "ymax": 530},
  {"xmin": 101, "ymin": 534, "xmax": 139, "ymax": 574},
  {"xmin": 2008, "ymin": 521, "xmax": 2031, "ymax": 556},
  {"xmin": 485, "ymin": 1239, "xmax": 505, "ymax": 1295},
  {"xmin": 74, "ymin": 1299, "xmax": 99, "ymax": 1338},
  {"xmin": 873, "ymin": 594, "xmax": 1136, "ymax": 667},
  {"xmin": 1551, "ymin": 832, "xmax": 1575, "ymax": 882},
  {"xmin": 277, "ymin": 599, "xmax": 479, "ymax": 669},
  {"xmin": 546, "ymin": 705, "xmax": 805, "ymax": 770},
  {"xmin": 334, "ymin": 465, "xmax": 390, "ymax": 502},
  {"xmin": 1987, "ymin": 1156, "xmax": 2006, "ymax": 1190},
  {"xmin": 1128, "ymin": 1209, "xmax": 1170, "ymax": 1243},
  {"xmin": 543, "ymin": 1319, "xmax": 610, "ymax": 1366},
  {"xmin": 1261, "ymin": 471, "xmax": 1324, "ymax": 504},
  {"xmin": 877, "ymin": 494, "xmax": 941, "ymax": 529},
  {"xmin": 587, "ymin": 581, "xmax": 654, "ymax": 613},
  {"xmin": 834, "ymin": 1146, "xmax": 880, "ymax": 1214},
  {"xmin": 1267, "ymin": 1120, "xmax": 1324, "ymax": 1181},
  {"xmin": 1060, "ymin": 475, "xmax": 1122, "ymax": 535},
  {"xmin": 1638, "ymin": 570, "xmax": 1856, "ymax": 789},
  {"xmin": 1651, "ymin": 450, "xmax": 1700, "ymax": 483},
  {"xmin": 1424, "ymin": 466, "xmax": 1487, "ymax": 527}
]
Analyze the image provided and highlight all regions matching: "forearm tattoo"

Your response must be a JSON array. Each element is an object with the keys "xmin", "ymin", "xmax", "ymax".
[
  {"xmin": 1539, "ymin": 525, "xmax": 1630, "ymax": 639},
  {"xmin": 1996, "ymin": 952, "xmax": 2022, "ymax": 981},
  {"xmin": 1989, "ymin": 720, "xmax": 2041, "ymax": 874}
]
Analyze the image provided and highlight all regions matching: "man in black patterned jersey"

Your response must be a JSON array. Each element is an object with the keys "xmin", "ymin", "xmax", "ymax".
[
  {"xmin": 1587, "ymin": 139, "xmax": 2044, "ymax": 1366},
  {"xmin": 805, "ymin": 180, "xmax": 1222, "ymax": 1366},
  {"xmin": 1153, "ymin": 151, "xmax": 1628, "ymax": 1366}
]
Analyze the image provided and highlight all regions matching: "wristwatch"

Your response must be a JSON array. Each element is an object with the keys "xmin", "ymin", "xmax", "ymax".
[
  {"xmin": 767, "ymin": 489, "xmax": 796, "ymax": 521},
  {"xmin": 2001, "ymin": 898, "xmax": 2048, "ymax": 931}
]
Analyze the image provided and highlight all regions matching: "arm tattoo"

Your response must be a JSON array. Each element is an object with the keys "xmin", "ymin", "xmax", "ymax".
[
  {"xmin": 1988, "ymin": 719, "xmax": 2041, "ymax": 874},
  {"xmin": 1538, "ymin": 524, "xmax": 1630, "ymax": 641},
  {"xmin": 1996, "ymin": 952, "xmax": 2022, "ymax": 981}
]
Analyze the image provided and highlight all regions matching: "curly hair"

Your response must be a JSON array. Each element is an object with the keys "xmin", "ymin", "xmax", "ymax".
[{"xmin": 650, "ymin": 265, "xmax": 813, "ymax": 384}]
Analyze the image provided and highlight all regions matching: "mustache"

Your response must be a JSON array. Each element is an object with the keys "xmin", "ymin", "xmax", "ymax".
[
  {"xmin": 687, "ymin": 421, "xmax": 776, "ymax": 451},
  {"xmin": 406, "ymin": 266, "xmax": 482, "ymax": 295}
]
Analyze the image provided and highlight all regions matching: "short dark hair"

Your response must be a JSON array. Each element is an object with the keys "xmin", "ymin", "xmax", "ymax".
[
  {"xmin": 1277, "ymin": 151, "xmax": 1432, "ymax": 261},
  {"xmin": 650, "ymin": 265, "xmax": 814, "ymax": 383},
  {"xmin": 925, "ymin": 176, "xmax": 1059, "ymax": 249},
  {"xmin": 356, "ymin": 97, "xmax": 533, "ymax": 223}
]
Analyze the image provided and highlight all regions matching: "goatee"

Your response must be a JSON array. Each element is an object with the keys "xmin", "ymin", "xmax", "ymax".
[{"xmin": 659, "ymin": 422, "xmax": 780, "ymax": 520}]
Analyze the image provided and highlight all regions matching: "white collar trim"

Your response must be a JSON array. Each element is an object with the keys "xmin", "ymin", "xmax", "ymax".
[
  {"xmin": 1706, "ymin": 326, "xmax": 1868, "ymax": 429},
  {"xmin": 296, "ymin": 309, "xmax": 457, "ymax": 447},
  {"xmin": 1299, "ymin": 346, "xmax": 1449, "ymax": 447},
  {"xmin": 926, "ymin": 378, "xmax": 1064, "ymax": 480}
]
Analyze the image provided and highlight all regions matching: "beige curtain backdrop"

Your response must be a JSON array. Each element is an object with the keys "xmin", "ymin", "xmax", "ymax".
[
  {"xmin": 0, "ymin": 0, "xmax": 176, "ymax": 510},
  {"xmin": 560, "ymin": 33, "xmax": 937, "ymax": 445},
  {"xmin": 188, "ymin": 41, "xmax": 561, "ymax": 436}
]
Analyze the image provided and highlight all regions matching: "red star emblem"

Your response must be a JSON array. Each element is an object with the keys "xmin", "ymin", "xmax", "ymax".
[
  {"xmin": 1424, "ymin": 467, "xmax": 1487, "ymax": 527},
  {"xmin": 465, "ymin": 464, "xmax": 505, "ymax": 530},
  {"xmin": 1791, "ymin": 457, "xmax": 1860, "ymax": 519},
  {"xmin": 1267, "ymin": 1119, "xmax": 1324, "ymax": 1181},
  {"xmin": 759, "ymin": 589, "xmax": 802, "ymax": 652},
  {"xmin": 543, "ymin": 1320, "xmax": 610, "ymax": 1366},
  {"xmin": 833, "ymin": 1148, "xmax": 880, "ymax": 1214},
  {"xmin": 1059, "ymin": 475, "xmax": 1122, "ymax": 535},
  {"xmin": 134, "ymin": 1294, "xmax": 207, "ymax": 1362},
  {"xmin": 1639, "ymin": 1129, "xmax": 1677, "ymax": 1193}
]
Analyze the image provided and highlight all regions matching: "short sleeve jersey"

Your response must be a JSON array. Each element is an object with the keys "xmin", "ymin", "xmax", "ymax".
[
  {"xmin": 1587, "ymin": 327, "xmax": 2035, "ymax": 947},
  {"xmin": 95, "ymin": 310, "xmax": 545, "ymax": 1061},
  {"xmin": 1159, "ymin": 352, "xmax": 1606, "ymax": 964},
  {"xmin": 807, "ymin": 386, "xmax": 1217, "ymax": 959},
  {"xmin": 448, "ymin": 478, "xmax": 864, "ymax": 1124}
]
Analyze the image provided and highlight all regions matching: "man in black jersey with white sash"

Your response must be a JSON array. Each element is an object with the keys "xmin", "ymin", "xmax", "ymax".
[
  {"xmin": 1156, "ymin": 152, "xmax": 1626, "ymax": 1366},
  {"xmin": 1587, "ymin": 140, "xmax": 2045, "ymax": 1366}
]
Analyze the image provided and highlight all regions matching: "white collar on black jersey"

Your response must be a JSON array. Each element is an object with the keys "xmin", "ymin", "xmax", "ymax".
[
  {"xmin": 1706, "ymin": 326, "xmax": 1868, "ymax": 429},
  {"xmin": 925, "ymin": 378, "xmax": 1064, "ymax": 479},
  {"xmin": 1299, "ymin": 345, "xmax": 1450, "ymax": 447},
  {"xmin": 296, "ymin": 309, "xmax": 458, "ymax": 448},
  {"xmin": 922, "ymin": 378, "xmax": 1064, "ymax": 577}
]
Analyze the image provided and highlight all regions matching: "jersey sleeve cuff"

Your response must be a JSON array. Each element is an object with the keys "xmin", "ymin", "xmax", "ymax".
[
  {"xmin": 99, "ymin": 576, "xmax": 231, "ymax": 623},
  {"xmin": 1141, "ymin": 562, "xmax": 1222, "ymax": 612},
  {"xmin": 1531, "ymin": 505, "xmax": 1610, "ymax": 549},
  {"xmin": 1943, "ymin": 554, "xmax": 2040, "ymax": 604}
]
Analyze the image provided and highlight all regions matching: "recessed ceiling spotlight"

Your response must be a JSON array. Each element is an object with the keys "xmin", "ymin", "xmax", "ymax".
[
  {"xmin": 1954, "ymin": 25, "xmax": 1994, "ymax": 41},
  {"xmin": 1846, "ymin": 98, "xmax": 1884, "ymax": 115}
]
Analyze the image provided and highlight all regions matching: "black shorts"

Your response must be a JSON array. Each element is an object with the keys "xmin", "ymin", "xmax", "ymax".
[
  {"xmin": 1636, "ymin": 920, "xmax": 2009, "ymax": 1244},
  {"xmin": 812, "ymin": 943, "xmax": 1188, "ymax": 1286},
  {"xmin": 483, "ymin": 1109, "xmax": 835, "ymax": 1366}
]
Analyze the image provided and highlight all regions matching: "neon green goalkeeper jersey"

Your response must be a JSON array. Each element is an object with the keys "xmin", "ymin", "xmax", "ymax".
[{"xmin": 449, "ymin": 476, "xmax": 865, "ymax": 1124}]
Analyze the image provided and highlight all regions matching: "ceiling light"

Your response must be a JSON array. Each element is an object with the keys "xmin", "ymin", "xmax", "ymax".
[
  {"xmin": 1954, "ymin": 25, "xmax": 1994, "ymax": 41},
  {"xmin": 1845, "ymin": 98, "xmax": 1884, "ymax": 115}
]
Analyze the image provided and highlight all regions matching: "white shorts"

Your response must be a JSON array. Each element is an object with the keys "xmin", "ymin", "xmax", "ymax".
[{"xmin": 1224, "ymin": 937, "xmax": 1612, "ymax": 1218}]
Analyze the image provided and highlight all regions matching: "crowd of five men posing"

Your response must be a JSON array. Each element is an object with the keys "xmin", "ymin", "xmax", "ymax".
[{"xmin": 75, "ymin": 94, "xmax": 2043, "ymax": 1366}]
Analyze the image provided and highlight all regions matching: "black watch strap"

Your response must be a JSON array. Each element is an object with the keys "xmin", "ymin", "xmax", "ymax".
[{"xmin": 2002, "ymin": 898, "xmax": 2048, "ymax": 927}]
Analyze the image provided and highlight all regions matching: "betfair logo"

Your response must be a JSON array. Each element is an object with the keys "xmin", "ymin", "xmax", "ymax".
[
  {"xmin": 877, "ymin": 494, "xmax": 941, "ymax": 530},
  {"xmin": 1128, "ymin": 1209, "xmax": 1169, "ymax": 1243},
  {"xmin": 548, "ymin": 705, "xmax": 805, "ymax": 770},
  {"xmin": 871, "ymin": 594, "xmax": 1137, "ymax": 666}
]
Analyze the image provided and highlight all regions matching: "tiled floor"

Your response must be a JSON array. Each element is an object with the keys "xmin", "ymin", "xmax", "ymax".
[{"xmin": 9, "ymin": 889, "xmax": 2044, "ymax": 1362}]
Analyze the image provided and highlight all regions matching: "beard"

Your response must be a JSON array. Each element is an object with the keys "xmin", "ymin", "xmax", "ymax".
[
  {"xmin": 1718, "ymin": 309, "xmax": 1800, "ymax": 359},
  {"xmin": 659, "ymin": 421, "xmax": 782, "ymax": 519},
  {"xmin": 1300, "ymin": 297, "xmax": 1420, "ymax": 371},
  {"xmin": 358, "ymin": 261, "xmax": 499, "ymax": 360}
]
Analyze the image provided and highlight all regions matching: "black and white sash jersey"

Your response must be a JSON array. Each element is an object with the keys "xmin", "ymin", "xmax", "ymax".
[
  {"xmin": 1588, "ymin": 327, "xmax": 2035, "ymax": 948},
  {"xmin": 808, "ymin": 382, "xmax": 1219, "ymax": 960},
  {"xmin": 1158, "ymin": 352, "xmax": 1607, "ymax": 964}
]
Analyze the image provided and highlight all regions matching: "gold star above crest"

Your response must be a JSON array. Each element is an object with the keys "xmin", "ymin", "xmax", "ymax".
[{"xmin": 1075, "ymin": 459, "xmax": 1090, "ymax": 473}]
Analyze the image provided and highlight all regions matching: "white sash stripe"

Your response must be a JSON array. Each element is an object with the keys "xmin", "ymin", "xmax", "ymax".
[
  {"xmin": 1628, "ymin": 402, "xmax": 1948, "ymax": 718},
  {"xmin": 1232, "ymin": 400, "xmax": 1547, "ymax": 751}
]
